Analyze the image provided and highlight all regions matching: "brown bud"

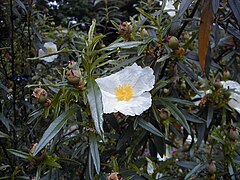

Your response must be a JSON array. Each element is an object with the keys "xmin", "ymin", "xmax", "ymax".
[
  {"xmin": 32, "ymin": 88, "xmax": 48, "ymax": 103},
  {"xmin": 174, "ymin": 47, "xmax": 185, "ymax": 57},
  {"xmin": 229, "ymin": 127, "xmax": 239, "ymax": 141},
  {"xmin": 207, "ymin": 160, "xmax": 216, "ymax": 175},
  {"xmin": 66, "ymin": 69, "xmax": 81, "ymax": 85},
  {"xmin": 107, "ymin": 172, "xmax": 122, "ymax": 180},
  {"xmin": 158, "ymin": 108, "xmax": 171, "ymax": 120},
  {"xmin": 119, "ymin": 22, "xmax": 132, "ymax": 41}
]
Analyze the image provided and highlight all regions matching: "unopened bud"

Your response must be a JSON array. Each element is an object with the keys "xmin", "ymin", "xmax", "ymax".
[
  {"xmin": 229, "ymin": 127, "xmax": 239, "ymax": 140},
  {"xmin": 66, "ymin": 70, "xmax": 81, "ymax": 85},
  {"xmin": 107, "ymin": 172, "xmax": 122, "ymax": 180},
  {"xmin": 32, "ymin": 88, "xmax": 48, "ymax": 103},
  {"xmin": 167, "ymin": 36, "xmax": 179, "ymax": 50},
  {"xmin": 158, "ymin": 108, "xmax": 171, "ymax": 120},
  {"xmin": 119, "ymin": 22, "xmax": 132, "ymax": 41},
  {"xmin": 207, "ymin": 160, "xmax": 216, "ymax": 175},
  {"xmin": 174, "ymin": 47, "xmax": 185, "ymax": 57}
]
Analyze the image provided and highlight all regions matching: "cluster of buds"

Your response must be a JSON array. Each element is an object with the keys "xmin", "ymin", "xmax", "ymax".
[
  {"xmin": 66, "ymin": 61, "xmax": 84, "ymax": 90},
  {"xmin": 107, "ymin": 172, "xmax": 122, "ymax": 180},
  {"xmin": 119, "ymin": 22, "xmax": 132, "ymax": 41},
  {"xmin": 32, "ymin": 88, "xmax": 51, "ymax": 107},
  {"xmin": 166, "ymin": 36, "xmax": 185, "ymax": 58},
  {"xmin": 206, "ymin": 82, "xmax": 231, "ymax": 108}
]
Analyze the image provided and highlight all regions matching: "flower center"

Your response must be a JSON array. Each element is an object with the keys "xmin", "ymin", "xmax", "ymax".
[
  {"xmin": 115, "ymin": 84, "xmax": 133, "ymax": 101},
  {"xmin": 47, "ymin": 47, "xmax": 53, "ymax": 53}
]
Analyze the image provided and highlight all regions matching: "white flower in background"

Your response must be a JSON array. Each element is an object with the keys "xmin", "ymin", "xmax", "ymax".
[
  {"xmin": 96, "ymin": 63, "xmax": 155, "ymax": 116},
  {"xmin": 38, "ymin": 42, "xmax": 58, "ymax": 62},
  {"xmin": 160, "ymin": 0, "xmax": 177, "ymax": 17},
  {"xmin": 221, "ymin": 80, "xmax": 240, "ymax": 114}
]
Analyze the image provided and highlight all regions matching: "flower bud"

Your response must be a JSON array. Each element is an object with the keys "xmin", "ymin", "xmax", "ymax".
[
  {"xmin": 167, "ymin": 36, "xmax": 179, "ymax": 50},
  {"xmin": 32, "ymin": 88, "xmax": 48, "ymax": 103},
  {"xmin": 222, "ymin": 70, "xmax": 230, "ymax": 80},
  {"xmin": 229, "ymin": 127, "xmax": 239, "ymax": 141},
  {"xmin": 119, "ymin": 22, "xmax": 132, "ymax": 41},
  {"xmin": 158, "ymin": 108, "xmax": 171, "ymax": 120},
  {"xmin": 174, "ymin": 47, "xmax": 185, "ymax": 57},
  {"xmin": 107, "ymin": 172, "xmax": 122, "ymax": 180},
  {"xmin": 66, "ymin": 69, "xmax": 81, "ymax": 85},
  {"xmin": 207, "ymin": 160, "xmax": 216, "ymax": 175}
]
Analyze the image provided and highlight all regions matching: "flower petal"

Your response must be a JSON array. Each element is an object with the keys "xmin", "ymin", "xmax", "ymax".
[
  {"xmin": 115, "ymin": 92, "xmax": 152, "ymax": 116},
  {"xmin": 100, "ymin": 90, "xmax": 118, "ymax": 114},
  {"xmin": 164, "ymin": 0, "xmax": 176, "ymax": 17},
  {"xmin": 95, "ymin": 74, "xmax": 121, "ymax": 95},
  {"xmin": 44, "ymin": 42, "xmax": 58, "ymax": 51}
]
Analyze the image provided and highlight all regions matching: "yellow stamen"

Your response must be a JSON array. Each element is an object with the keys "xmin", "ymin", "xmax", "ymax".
[
  {"xmin": 47, "ymin": 47, "xmax": 53, "ymax": 53},
  {"xmin": 115, "ymin": 84, "xmax": 133, "ymax": 101}
]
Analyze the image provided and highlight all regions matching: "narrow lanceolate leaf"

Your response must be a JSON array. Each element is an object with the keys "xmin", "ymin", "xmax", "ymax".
[
  {"xmin": 178, "ymin": 0, "xmax": 193, "ymax": 17},
  {"xmin": 229, "ymin": 0, "xmax": 240, "ymax": 28},
  {"xmin": 87, "ymin": 79, "xmax": 104, "ymax": 136},
  {"xmin": 103, "ymin": 41, "xmax": 143, "ymax": 51},
  {"xmin": 159, "ymin": 98, "xmax": 190, "ymax": 133},
  {"xmin": 8, "ymin": 149, "xmax": 33, "ymax": 160},
  {"xmin": 89, "ymin": 133, "xmax": 100, "ymax": 174},
  {"xmin": 33, "ymin": 108, "xmax": 78, "ymax": 156},
  {"xmin": 138, "ymin": 118, "xmax": 165, "ymax": 138},
  {"xmin": 198, "ymin": 0, "xmax": 214, "ymax": 73}
]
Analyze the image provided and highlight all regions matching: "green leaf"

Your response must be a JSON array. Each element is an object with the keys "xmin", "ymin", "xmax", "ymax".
[
  {"xmin": 207, "ymin": 105, "xmax": 214, "ymax": 128},
  {"xmin": 33, "ymin": 107, "xmax": 78, "ymax": 156},
  {"xmin": 158, "ymin": 97, "xmax": 190, "ymax": 133},
  {"xmin": 0, "ymin": 131, "xmax": 10, "ymax": 139},
  {"xmin": 88, "ymin": 19, "xmax": 96, "ymax": 43},
  {"xmin": 0, "ymin": 113, "xmax": 12, "ymax": 131},
  {"xmin": 8, "ymin": 149, "xmax": 33, "ymax": 160},
  {"xmin": 184, "ymin": 163, "xmax": 206, "ymax": 180},
  {"xmin": 103, "ymin": 41, "xmax": 143, "ymax": 51},
  {"xmin": 87, "ymin": 79, "xmax": 104, "ymax": 136},
  {"xmin": 89, "ymin": 133, "xmax": 100, "ymax": 174},
  {"xmin": 44, "ymin": 156, "xmax": 62, "ymax": 168},
  {"xmin": 138, "ymin": 118, "xmax": 165, "ymax": 138}
]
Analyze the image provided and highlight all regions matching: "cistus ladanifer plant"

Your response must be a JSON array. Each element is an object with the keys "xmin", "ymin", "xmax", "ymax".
[{"xmin": 1, "ymin": 0, "xmax": 240, "ymax": 179}]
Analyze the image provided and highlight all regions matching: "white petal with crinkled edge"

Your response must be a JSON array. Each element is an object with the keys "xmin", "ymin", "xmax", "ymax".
[
  {"xmin": 96, "ymin": 63, "xmax": 155, "ymax": 96},
  {"xmin": 115, "ymin": 92, "xmax": 152, "ymax": 116}
]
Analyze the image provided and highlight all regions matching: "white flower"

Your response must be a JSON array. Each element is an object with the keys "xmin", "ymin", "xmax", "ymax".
[
  {"xmin": 38, "ymin": 42, "xmax": 58, "ymax": 62},
  {"xmin": 157, "ymin": 148, "xmax": 172, "ymax": 161},
  {"xmin": 160, "ymin": 0, "xmax": 177, "ymax": 17},
  {"xmin": 95, "ymin": 63, "xmax": 155, "ymax": 116},
  {"xmin": 221, "ymin": 80, "xmax": 240, "ymax": 114}
]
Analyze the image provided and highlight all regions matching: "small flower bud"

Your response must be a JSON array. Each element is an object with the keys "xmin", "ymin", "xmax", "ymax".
[
  {"xmin": 158, "ymin": 108, "xmax": 171, "ymax": 120},
  {"xmin": 32, "ymin": 88, "xmax": 48, "ymax": 103},
  {"xmin": 107, "ymin": 172, "xmax": 122, "ymax": 180},
  {"xmin": 66, "ymin": 70, "xmax": 81, "ymax": 85},
  {"xmin": 174, "ymin": 47, "xmax": 185, "ymax": 57},
  {"xmin": 29, "ymin": 143, "xmax": 38, "ymax": 155},
  {"xmin": 229, "ymin": 127, "xmax": 239, "ymax": 140},
  {"xmin": 222, "ymin": 70, "xmax": 230, "ymax": 80},
  {"xmin": 119, "ymin": 22, "xmax": 132, "ymax": 41},
  {"xmin": 167, "ymin": 36, "xmax": 179, "ymax": 50},
  {"xmin": 207, "ymin": 160, "xmax": 216, "ymax": 175}
]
